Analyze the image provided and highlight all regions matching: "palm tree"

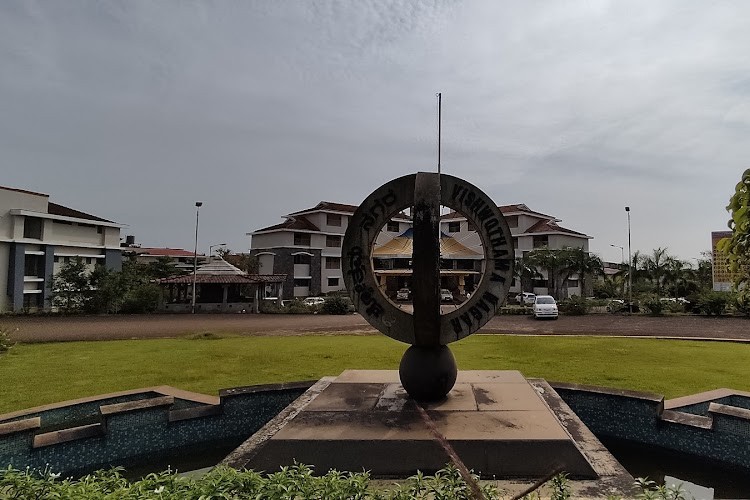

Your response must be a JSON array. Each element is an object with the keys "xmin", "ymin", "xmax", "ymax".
[
  {"xmin": 514, "ymin": 257, "xmax": 542, "ymax": 292},
  {"xmin": 642, "ymin": 247, "xmax": 678, "ymax": 296},
  {"xmin": 526, "ymin": 247, "xmax": 568, "ymax": 298},
  {"xmin": 563, "ymin": 247, "xmax": 603, "ymax": 297}
]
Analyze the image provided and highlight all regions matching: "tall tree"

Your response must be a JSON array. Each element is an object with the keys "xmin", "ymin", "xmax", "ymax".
[
  {"xmin": 718, "ymin": 168, "xmax": 750, "ymax": 310},
  {"xmin": 513, "ymin": 256, "xmax": 542, "ymax": 292},
  {"xmin": 563, "ymin": 247, "xmax": 603, "ymax": 297}
]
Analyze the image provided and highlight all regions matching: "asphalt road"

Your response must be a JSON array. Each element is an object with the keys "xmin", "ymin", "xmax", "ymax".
[{"xmin": 4, "ymin": 312, "xmax": 750, "ymax": 343}]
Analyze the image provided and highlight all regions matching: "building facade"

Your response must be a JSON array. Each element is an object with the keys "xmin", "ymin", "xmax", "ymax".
[
  {"xmin": 1, "ymin": 186, "xmax": 122, "ymax": 312},
  {"xmin": 250, "ymin": 201, "xmax": 591, "ymax": 300}
]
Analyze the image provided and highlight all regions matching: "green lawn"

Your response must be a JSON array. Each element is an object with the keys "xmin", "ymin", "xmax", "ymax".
[{"xmin": 1, "ymin": 335, "xmax": 748, "ymax": 414}]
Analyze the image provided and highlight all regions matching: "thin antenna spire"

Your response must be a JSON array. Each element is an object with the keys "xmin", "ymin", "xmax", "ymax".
[{"xmin": 437, "ymin": 92, "xmax": 442, "ymax": 175}]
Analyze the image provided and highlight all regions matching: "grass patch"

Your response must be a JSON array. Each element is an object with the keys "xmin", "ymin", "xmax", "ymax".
[{"xmin": 1, "ymin": 335, "xmax": 749, "ymax": 414}]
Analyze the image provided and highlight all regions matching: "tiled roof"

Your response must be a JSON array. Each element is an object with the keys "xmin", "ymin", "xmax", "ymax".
[
  {"xmin": 523, "ymin": 220, "xmax": 590, "ymax": 238},
  {"xmin": 254, "ymin": 216, "xmax": 320, "ymax": 233},
  {"xmin": 373, "ymin": 229, "xmax": 482, "ymax": 259},
  {"xmin": 48, "ymin": 202, "xmax": 113, "ymax": 223},
  {"xmin": 289, "ymin": 201, "xmax": 359, "ymax": 215},
  {"xmin": 126, "ymin": 247, "xmax": 201, "ymax": 258},
  {"xmin": 155, "ymin": 274, "xmax": 286, "ymax": 284},
  {"xmin": 441, "ymin": 204, "xmax": 555, "ymax": 221}
]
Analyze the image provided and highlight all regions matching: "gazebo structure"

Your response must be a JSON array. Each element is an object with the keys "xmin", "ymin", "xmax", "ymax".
[
  {"xmin": 372, "ymin": 228, "xmax": 482, "ymax": 298},
  {"xmin": 155, "ymin": 258, "xmax": 286, "ymax": 313}
]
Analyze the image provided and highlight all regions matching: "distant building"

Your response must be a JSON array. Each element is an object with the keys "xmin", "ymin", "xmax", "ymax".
[
  {"xmin": 249, "ymin": 201, "xmax": 592, "ymax": 300},
  {"xmin": 712, "ymin": 231, "xmax": 735, "ymax": 292},
  {"xmin": 0, "ymin": 186, "xmax": 122, "ymax": 312},
  {"xmin": 121, "ymin": 239, "xmax": 206, "ymax": 273}
]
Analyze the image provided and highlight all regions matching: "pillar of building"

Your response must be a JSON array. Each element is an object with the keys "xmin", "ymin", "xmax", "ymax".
[
  {"xmin": 42, "ymin": 245, "xmax": 55, "ymax": 310},
  {"xmin": 7, "ymin": 243, "xmax": 25, "ymax": 312}
]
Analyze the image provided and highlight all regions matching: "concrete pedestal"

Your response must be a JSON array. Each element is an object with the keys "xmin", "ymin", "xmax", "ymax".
[{"xmin": 225, "ymin": 370, "xmax": 631, "ymax": 481}]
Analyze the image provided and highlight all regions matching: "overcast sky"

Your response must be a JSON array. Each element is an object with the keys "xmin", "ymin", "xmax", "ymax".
[{"xmin": 2, "ymin": 1, "xmax": 748, "ymax": 263}]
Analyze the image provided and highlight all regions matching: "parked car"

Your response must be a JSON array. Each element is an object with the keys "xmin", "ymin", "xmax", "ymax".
[
  {"xmin": 516, "ymin": 292, "xmax": 536, "ymax": 306},
  {"xmin": 533, "ymin": 295, "xmax": 558, "ymax": 320},
  {"xmin": 396, "ymin": 288, "xmax": 411, "ymax": 301},
  {"xmin": 440, "ymin": 289, "xmax": 454, "ymax": 302},
  {"xmin": 303, "ymin": 297, "xmax": 325, "ymax": 306}
]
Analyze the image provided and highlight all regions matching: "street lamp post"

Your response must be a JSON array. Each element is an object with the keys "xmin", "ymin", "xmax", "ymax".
[
  {"xmin": 625, "ymin": 206, "xmax": 632, "ymax": 314},
  {"xmin": 610, "ymin": 244, "xmax": 624, "ymax": 264},
  {"xmin": 209, "ymin": 243, "xmax": 227, "ymax": 261},
  {"xmin": 191, "ymin": 202, "xmax": 203, "ymax": 314}
]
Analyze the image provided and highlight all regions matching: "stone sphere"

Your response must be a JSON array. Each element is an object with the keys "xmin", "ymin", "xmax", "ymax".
[{"xmin": 399, "ymin": 345, "xmax": 457, "ymax": 401}]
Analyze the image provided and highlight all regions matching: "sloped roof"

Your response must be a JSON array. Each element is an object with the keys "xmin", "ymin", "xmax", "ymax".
[
  {"xmin": 253, "ymin": 216, "xmax": 320, "ymax": 233},
  {"xmin": 373, "ymin": 228, "xmax": 482, "ymax": 259},
  {"xmin": 441, "ymin": 204, "xmax": 556, "ymax": 221},
  {"xmin": 196, "ymin": 258, "xmax": 245, "ymax": 275},
  {"xmin": 289, "ymin": 201, "xmax": 359, "ymax": 215},
  {"xmin": 0, "ymin": 185, "xmax": 48, "ymax": 197},
  {"xmin": 48, "ymin": 202, "xmax": 113, "ymax": 223},
  {"xmin": 155, "ymin": 274, "xmax": 287, "ymax": 285},
  {"xmin": 125, "ymin": 247, "xmax": 202, "ymax": 258},
  {"xmin": 523, "ymin": 220, "xmax": 591, "ymax": 238}
]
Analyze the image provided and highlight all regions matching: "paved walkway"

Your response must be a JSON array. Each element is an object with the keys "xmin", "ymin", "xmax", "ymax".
[{"xmin": 4, "ymin": 313, "xmax": 750, "ymax": 343}]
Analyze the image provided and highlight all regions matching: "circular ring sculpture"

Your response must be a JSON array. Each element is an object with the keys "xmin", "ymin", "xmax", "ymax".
[{"xmin": 342, "ymin": 172, "xmax": 514, "ymax": 400}]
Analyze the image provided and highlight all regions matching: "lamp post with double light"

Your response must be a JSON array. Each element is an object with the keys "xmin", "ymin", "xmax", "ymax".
[
  {"xmin": 209, "ymin": 243, "xmax": 227, "ymax": 262},
  {"xmin": 191, "ymin": 202, "xmax": 202, "ymax": 314}
]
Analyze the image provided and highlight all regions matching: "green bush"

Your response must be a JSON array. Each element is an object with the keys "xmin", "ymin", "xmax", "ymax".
[
  {"xmin": 285, "ymin": 300, "xmax": 314, "ymax": 314},
  {"xmin": 321, "ymin": 296, "xmax": 351, "ymax": 315},
  {"xmin": 695, "ymin": 291, "xmax": 731, "ymax": 316},
  {"xmin": 558, "ymin": 295, "xmax": 590, "ymax": 315},
  {"xmin": 642, "ymin": 296, "xmax": 665, "ymax": 316},
  {"xmin": 0, "ymin": 327, "xmax": 13, "ymax": 355}
]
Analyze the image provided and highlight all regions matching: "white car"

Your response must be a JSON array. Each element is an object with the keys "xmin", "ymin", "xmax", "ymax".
[
  {"xmin": 516, "ymin": 292, "xmax": 536, "ymax": 306},
  {"xmin": 396, "ymin": 288, "xmax": 411, "ymax": 301},
  {"xmin": 533, "ymin": 295, "xmax": 558, "ymax": 320},
  {"xmin": 440, "ymin": 289, "xmax": 453, "ymax": 302},
  {"xmin": 303, "ymin": 297, "xmax": 325, "ymax": 306}
]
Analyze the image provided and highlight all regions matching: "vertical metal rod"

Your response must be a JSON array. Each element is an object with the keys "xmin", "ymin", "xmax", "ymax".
[
  {"xmin": 191, "ymin": 201, "xmax": 202, "ymax": 314},
  {"xmin": 626, "ymin": 206, "xmax": 632, "ymax": 314},
  {"xmin": 437, "ymin": 92, "xmax": 442, "ymax": 175}
]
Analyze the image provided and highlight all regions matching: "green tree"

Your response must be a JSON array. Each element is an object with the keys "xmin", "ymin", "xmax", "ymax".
[
  {"xmin": 718, "ymin": 168, "xmax": 750, "ymax": 311},
  {"xmin": 49, "ymin": 257, "xmax": 90, "ymax": 312},
  {"xmin": 525, "ymin": 247, "xmax": 565, "ymax": 298},
  {"xmin": 562, "ymin": 247, "xmax": 603, "ymax": 297},
  {"xmin": 513, "ymin": 257, "xmax": 542, "ymax": 293},
  {"xmin": 147, "ymin": 256, "xmax": 183, "ymax": 279},
  {"xmin": 224, "ymin": 252, "xmax": 260, "ymax": 274}
]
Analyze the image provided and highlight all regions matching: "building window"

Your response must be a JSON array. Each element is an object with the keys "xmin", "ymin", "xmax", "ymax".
[
  {"xmin": 506, "ymin": 215, "xmax": 519, "ymax": 228},
  {"xmin": 387, "ymin": 221, "xmax": 399, "ymax": 232},
  {"xmin": 326, "ymin": 257, "xmax": 340, "ymax": 269},
  {"xmin": 566, "ymin": 279, "xmax": 579, "ymax": 288},
  {"xmin": 326, "ymin": 214, "xmax": 342, "ymax": 227},
  {"xmin": 328, "ymin": 277, "xmax": 340, "ymax": 287},
  {"xmin": 293, "ymin": 233, "xmax": 311, "ymax": 246},
  {"xmin": 294, "ymin": 278, "xmax": 311, "ymax": 287},
  {"xmin": 54, "ymin": 256, "xmax": 59, "ymax": 263},
  {"xmin": 97, "ymin": 226, "xmax": 103, "ymax": 234},
  {"xmin": 86, "ymin": 257, "xmax": 92, "ymax": 265},
  {"xmin": 326, "ymin": 235, "xmax": 341, "ymax": 247},
  {"xmin": 24, "ymin": 255, "xmax": 44, "ymax": 277},
  {"xmin": 23, "ymin": 217, "xmax": 43, "ymax": 239},
  {"xmin": 293, "ymin": 254, "xmax": 311, "ymax": 264},
  {"xmin": 23, "ymin": 293, "xmax": 42, "ymax": 309},
  {"xmin": 448, "ymin": 222, "xmax": 461, "ymax": 233},
  {"xmin": 533, "ymin": 235, "xmax": 548, "ymax": 248}
]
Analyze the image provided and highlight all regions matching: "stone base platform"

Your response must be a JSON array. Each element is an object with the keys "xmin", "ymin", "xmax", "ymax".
[{"xmin": 225, "ymin": 370, "xmax": 633, "ymax": 483}]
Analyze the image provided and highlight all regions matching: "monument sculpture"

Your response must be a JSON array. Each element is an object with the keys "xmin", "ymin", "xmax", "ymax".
[{"xmin": 342, "ymin": 172, "xmax": 514, "ymax": 400}]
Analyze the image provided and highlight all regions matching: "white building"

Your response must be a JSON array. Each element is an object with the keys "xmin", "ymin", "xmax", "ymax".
[
  {"xmin": 0, "ymin": 186, "xmax": 123, "ymax": 312},
  {"xmin": 250, "ymin": 201, "xmax": 591, "ymax": 300},
  {"xmin": 441, "ymin": 204, "xmax": 592, "ymax": 296}
]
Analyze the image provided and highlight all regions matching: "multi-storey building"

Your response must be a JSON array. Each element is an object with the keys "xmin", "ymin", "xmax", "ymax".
[
  {"xmin": 249, "ymin": 202, "xmax": 412, "ymax": 298},
  {"xmin": 250, "ymin": 201, "xmax": 591, "ymax": 300},
  {"xmin": 1, "ymin": 186, "xmax": 122, "ymax": 312}
]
